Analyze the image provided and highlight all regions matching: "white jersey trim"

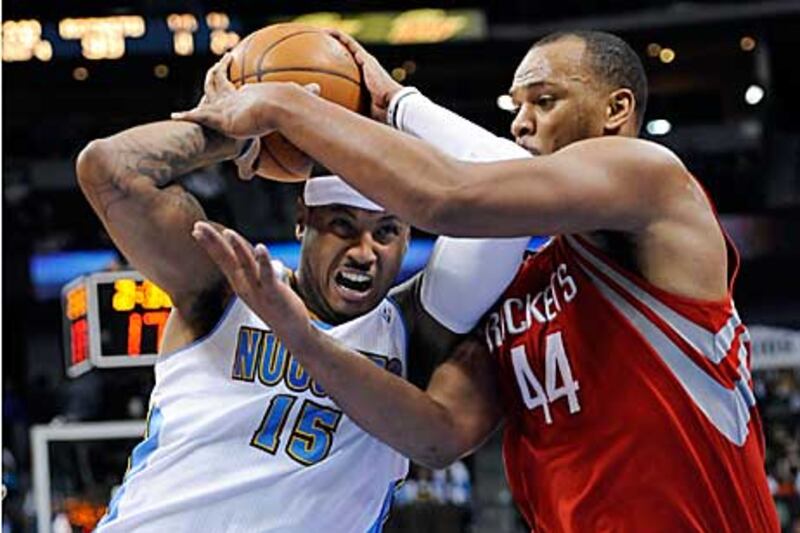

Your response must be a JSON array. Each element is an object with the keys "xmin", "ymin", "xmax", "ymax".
[
  {"xmin": 565, "ymin": 236, "xmax": 743, "ymax": 364},
  {"xmin": 565, "ymin": 236, "xmax": 755, "ymax": 446}
]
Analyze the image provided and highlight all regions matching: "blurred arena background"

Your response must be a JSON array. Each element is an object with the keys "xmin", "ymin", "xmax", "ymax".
[{"xmin": 2, "ymin": 0, "xmax": 800, "ymax": 531}]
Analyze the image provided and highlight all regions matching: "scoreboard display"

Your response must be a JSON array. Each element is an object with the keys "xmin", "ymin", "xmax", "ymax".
[{"xmin": 62, "ymin": 271, "xmax": 172, "ymax": 377}]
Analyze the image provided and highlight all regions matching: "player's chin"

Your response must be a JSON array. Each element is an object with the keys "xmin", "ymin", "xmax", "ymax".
[
  {"xmin": 329, "ymin": 298, "xmax": 379, "ymax": 321},
  {"xmin": 328, "ymin": 282, "xmax": 381, "ymax": 318}
]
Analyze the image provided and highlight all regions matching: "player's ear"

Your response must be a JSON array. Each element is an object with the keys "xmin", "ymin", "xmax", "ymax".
[
  {"xmin": 295, "ymin": 197, "xmax": 308, "ymax": 242},
  {"xmin": 604, "ymin": 88, "xmax": 635, "ymax": 133}
]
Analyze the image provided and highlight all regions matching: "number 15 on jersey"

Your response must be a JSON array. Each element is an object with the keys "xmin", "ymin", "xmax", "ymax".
[{"xmin": 251, "ymin": 395, "xmax": 343, "ymax": 466}]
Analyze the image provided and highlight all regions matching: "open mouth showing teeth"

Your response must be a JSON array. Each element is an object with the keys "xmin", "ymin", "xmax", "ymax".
[{"xmin": 335, "ymin": 271, "xmax": 373, "ymax": 293}]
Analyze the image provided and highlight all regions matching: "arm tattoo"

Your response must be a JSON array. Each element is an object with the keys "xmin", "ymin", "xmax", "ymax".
[{"xmin": 117, "ymin": 125, "xmax": 232, "ymax": 187}]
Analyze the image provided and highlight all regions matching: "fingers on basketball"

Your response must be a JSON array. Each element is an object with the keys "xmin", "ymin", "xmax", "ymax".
[
  {"xmin": 228, "ymin": 23, "xmax": 362, "ymax": 182},
  {"xmin": 204, "ymin": 64, "xmax": 217, "ymax": 96}
]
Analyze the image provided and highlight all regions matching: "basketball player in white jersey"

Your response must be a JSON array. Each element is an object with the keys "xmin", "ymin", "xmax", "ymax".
[{"xmin": 76, "ymin": 55, "xmax": 531, "ymax": 532}]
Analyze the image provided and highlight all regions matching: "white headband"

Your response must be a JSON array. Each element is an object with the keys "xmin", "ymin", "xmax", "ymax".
[{"xmin": 303, "ymin": 175, "xmax": 384, "ymax": 212}]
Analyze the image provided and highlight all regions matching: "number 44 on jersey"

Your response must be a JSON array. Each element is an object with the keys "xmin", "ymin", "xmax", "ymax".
[{"xmin": 511, "ymin": 332, "xmax": 581, "ymax": 425}]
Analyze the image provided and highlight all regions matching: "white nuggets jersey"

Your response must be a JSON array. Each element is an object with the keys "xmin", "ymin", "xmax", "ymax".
[{"xmin": 97, "ymin": 266, "xmax": 409, "ymax": 533}]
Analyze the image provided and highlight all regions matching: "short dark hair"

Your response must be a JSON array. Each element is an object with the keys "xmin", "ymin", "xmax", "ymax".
[{"xmin": 532, "ymin": 30, "xmax": 648, "ymax": 131}]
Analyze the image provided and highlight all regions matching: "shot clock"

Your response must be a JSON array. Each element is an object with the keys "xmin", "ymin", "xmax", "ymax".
[{"xmin": 61, "ymin": 271, "xmax": 173, "ymax": 377}]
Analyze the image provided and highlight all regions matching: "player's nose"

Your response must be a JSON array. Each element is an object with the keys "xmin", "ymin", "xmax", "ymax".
[
  {"xmin": 347, "ymin": 232, "xmax": 378, "ymax": 267},
  {"xmin": 511, "ymin": 107, "xmax": 535, "ymax": 140}
]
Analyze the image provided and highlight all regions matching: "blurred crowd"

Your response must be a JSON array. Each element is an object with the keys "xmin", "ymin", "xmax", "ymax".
[{"xmin": 758, "ymin": 369, "xmax": 800, "ymax": 532}]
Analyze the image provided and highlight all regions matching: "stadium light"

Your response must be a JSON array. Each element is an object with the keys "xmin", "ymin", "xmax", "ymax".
[
  {"xmin": 745, "ymin": 85, "xmax": 764, "ymax": 105},
  {"xmin": 73, "ymin": 67, "xmax": 89, "ymax": 81},
  {"xmin": 2, "ymin": 19, "xmax": 52, "ymax": 62},
  {"xmin": 659, "ymin": 48, "xmax": 676, "ymax": 64},
  {"xmin": 167, "ymin": 14, "xmax": 198, "ymax": 56},
  {"xmin": 496, "ymin": 94, "xmax": 516, "ymax": 112},
  {"xmin": 646, "ymin": 119, "xmax": 671, "ymax": 136},
  {"xmin": 740, "ymin": 36, "xmax": 756, "ymax": 52},
  {"xmin": 646, "ymin": 43, "xmax": 661, "ymax": 58},
  {"xmin": 391, "ymin": 67, "xmax": 407, "ymax": 82},
  {"xmin": 59, "ymin": 16, "xmax": 145, "ymax": 60}
]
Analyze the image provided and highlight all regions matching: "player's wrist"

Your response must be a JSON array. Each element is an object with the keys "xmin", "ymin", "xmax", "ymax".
[
  {"xmin": 177, "ymin": 124, "xmax": 240, "ymax": 170},
  {"xmin": 386, "ymin": 86, "xmax": 422, "ymax": 130},
  {"xmin": 277, "ymin": 315, "xmax": 319, "ymax": 360},
  {"xmin": 261, "ymin": 82, "xmax": 305, "ymax": 132}
]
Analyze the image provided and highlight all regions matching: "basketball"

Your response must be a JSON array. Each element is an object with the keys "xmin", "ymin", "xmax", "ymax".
[{"xmin": 228, "ymin": 23, "xmax": 363, "ymax": 182}]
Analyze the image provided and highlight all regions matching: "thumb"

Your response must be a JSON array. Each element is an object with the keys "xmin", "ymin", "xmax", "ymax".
[{"xmin": 235, "ymin": 137, "xmax": 261, "ymax": 181}]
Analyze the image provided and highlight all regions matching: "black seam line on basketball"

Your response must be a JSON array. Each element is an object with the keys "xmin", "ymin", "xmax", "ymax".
[
  {"xmin": 261, "ymin": 138, "xmax": 298, "ymax": 176},
  {"xmin": 254, "ymin": 30, "xmax": 326, "ymax": 82},
  {"xmin": 233, "ymin": 33, "xmax": 257, "ymax": 86},
  {"xmin": 253, "ymin": 67, "xmax": 359, "ymax": 86}
]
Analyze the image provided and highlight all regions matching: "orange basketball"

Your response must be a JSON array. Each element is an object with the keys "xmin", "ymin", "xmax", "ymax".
[{"xmin": 228, "ymin": 23, "xmax": 363, "ymax": 182}]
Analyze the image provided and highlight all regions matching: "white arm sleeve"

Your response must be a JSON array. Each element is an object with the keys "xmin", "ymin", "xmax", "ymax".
[
  {"xmin": 387, "ymin": 87, "xmax": 531, "ymax": 163},
  {"xmin": 387, "ymin": 88, "xmax": 534, "ymax": 333},
  {"xmin": 419, "ymin": 237, "xmax": 530, "ymax": 333}
]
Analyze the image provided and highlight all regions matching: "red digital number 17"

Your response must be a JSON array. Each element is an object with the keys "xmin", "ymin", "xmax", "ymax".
[{"xmin": 127, "ymin": 311, "xmax": 170, "ymax": 355}]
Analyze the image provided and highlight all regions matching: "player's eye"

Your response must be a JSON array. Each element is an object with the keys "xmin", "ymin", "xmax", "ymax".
[
  {"xmin": 330, "ymin": 218, "xmax": 356, "ymax": 237},
  {"xmin": 537, "ymin": 95, "xmax": 556, "ymax": 110},
  {"xmin": 374, "ymin": 224, "xmax": 400, "ymax": 244}
]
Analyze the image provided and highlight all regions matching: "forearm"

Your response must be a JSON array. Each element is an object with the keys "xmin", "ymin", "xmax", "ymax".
[
  {"xmin": 270, "ymin": 85, "xmax": 464, "ymax": 234},
  {"xmin": 387, "ymin": 90, "xmax": 531, "ymax": 331},
  {"xmin": 77, "ymin": 121, "xmax": 238, "ymax": 191},
  {"xmin": 421, "ymin": 236, "xmax": 528, "ymax": 333},
  {"xmin": 281, "ymin": 322, "xmax": 469, "ymax": 468}
]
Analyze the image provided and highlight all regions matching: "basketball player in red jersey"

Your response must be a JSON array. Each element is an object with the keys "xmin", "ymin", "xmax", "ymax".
[{"xmin": 176, "ymin": 30, "xmax": 779, "ymax": 532}]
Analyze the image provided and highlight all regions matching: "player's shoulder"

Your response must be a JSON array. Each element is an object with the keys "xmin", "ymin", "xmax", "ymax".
[{"xmin": 567, "ymin": 136, "xmax": 688, "ymax": 181}]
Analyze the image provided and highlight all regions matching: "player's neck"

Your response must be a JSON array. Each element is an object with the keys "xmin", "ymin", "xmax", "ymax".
[{"xmin": 292, "ymin": 269, "xmax": 347, "ymax": 326}]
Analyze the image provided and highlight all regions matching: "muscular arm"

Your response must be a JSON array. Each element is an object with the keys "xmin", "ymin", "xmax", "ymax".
[
  {"xmin": 76, "ymin": 121, "xmax": 240, "ymax": 315},
  {"xmin": 264, "ymin": 85, "xmax": 686, "ymax": 237},
  {"xmin": 254, "ymin": 87, "xmax": 728, "ymax": 300},
  {"xmin": 291, "ymin": 321, "xmax": 501, "ymax": 469}
]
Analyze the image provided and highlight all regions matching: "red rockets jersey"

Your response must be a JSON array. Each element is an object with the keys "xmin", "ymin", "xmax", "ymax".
[{"xmin": 483, "ymin": 234, "xmax": 779, "ymax": 532}]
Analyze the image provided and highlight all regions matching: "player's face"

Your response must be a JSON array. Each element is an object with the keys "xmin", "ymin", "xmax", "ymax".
[
  {"xmin": 297, "ymin": 205, "xmax": 410, "ymax": 323},
  {"xmin": 508, "ymin": 38, "xmax": 608, "ymax": 155}
]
